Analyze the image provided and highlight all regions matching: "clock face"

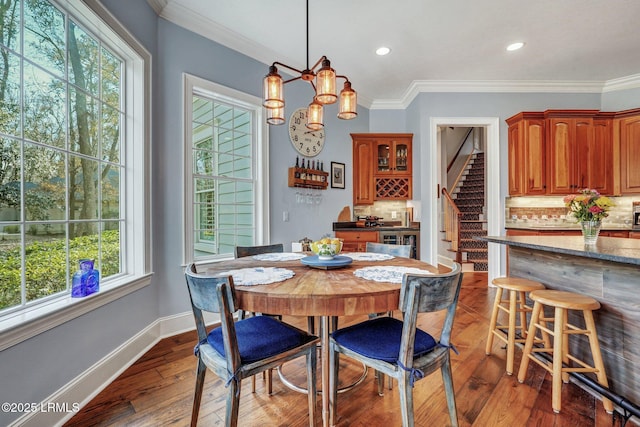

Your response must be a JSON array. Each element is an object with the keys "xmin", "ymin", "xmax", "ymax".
[{"xmin": 288, "ymin": 108, "xmax": 325, "ymax": 157}]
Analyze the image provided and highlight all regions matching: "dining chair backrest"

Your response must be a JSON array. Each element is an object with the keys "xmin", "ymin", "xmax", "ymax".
[
  {"xmin": 397, "ymin": 263, "xmax": 463, "ymax": 364},
  {"xmin": 366, "ymin": 241, "xmax": 412, "ymax": 258},
  {"xmin": 184, "ymin": 263, "xmax": 239, "ymax": 364},
  {"xmin": 234, "ymin": 243, "xmax": 284, "ymax": 258}
]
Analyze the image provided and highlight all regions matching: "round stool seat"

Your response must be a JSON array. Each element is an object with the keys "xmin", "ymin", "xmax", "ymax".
[
  {"xmin": 492, "ymin": 277, "xmax": 545, "ymax": 292},
  {"xmin": 529, "ymin": 289, "xmax": 601, "ymax": 311}
]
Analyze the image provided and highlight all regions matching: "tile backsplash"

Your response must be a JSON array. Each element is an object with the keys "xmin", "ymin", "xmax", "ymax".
[
  {"xmin": 505, "ymin": 196, "xmax": 636, "ymax": 228},
  {"xmin": 353, "ymin": 200, "xmax": 411, "ymax": 223}
]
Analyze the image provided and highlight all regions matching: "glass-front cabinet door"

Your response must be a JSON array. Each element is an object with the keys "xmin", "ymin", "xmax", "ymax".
[
  {"xmin": 375, "ymin": 138, "xmax": 411, "ymax": 175},
  {"xmin": 395, "ymin": 141, "xmax": 409, "ymax": 173},
  {"xmin": 376, "ymin": 142, "xmax": 391, "ymax": 173}
]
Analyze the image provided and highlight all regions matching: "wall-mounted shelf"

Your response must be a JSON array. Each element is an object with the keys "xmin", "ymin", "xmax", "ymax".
[{"xmin": 288, "ymin": 167, "xmax": 329, "ymax": 189}]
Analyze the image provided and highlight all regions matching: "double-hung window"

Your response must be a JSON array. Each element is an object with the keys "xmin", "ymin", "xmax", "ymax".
[
  {"xmin": 184, "ymin": 74, "xmax": 268, "ymax": 263},
  {"xmin": 0, "ymin": 0, "xmax": 150, "ymax": 348}
]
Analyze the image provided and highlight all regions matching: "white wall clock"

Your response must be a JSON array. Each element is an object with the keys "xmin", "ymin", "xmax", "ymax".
[{"xmin": 288, "ymin": 107, "xmax": 325, "ymax": 157}]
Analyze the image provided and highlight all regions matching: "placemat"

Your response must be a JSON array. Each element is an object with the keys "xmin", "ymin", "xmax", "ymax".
[
  {"xmin": 353, "ymin": 266, "xmax": 433, "ymax": 283},
  {"xmin": 252, "ymin": 252, "xmax": 306, "ymax": 261},
  {"xmin": 216, "ymin": 267, "xmax": 295, "ymax": 286},
  {"xmin": 341, "ymin": 252, "xmax": 395, "ymax": 261}
]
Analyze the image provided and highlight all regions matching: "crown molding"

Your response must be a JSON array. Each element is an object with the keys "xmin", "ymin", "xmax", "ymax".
[
  {"xmin": 602, "ymin": 73, "xmax": 640, "ymax": 92},
  {"xmin": 370, "ymin": 80, "xmax": 607, "ymax": 110},
  {"xmin": 154, "ymin": 1, "xmax": 293, "ymax": 70},
  {"xmin": 146, "ymin": 0, "xmax": 168, "ymax": 15}
]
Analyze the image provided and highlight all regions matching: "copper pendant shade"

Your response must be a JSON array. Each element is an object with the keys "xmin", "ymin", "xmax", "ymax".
[{"xmin": 262, "ymin": 0, "xmax": 357, "ymax": 128}]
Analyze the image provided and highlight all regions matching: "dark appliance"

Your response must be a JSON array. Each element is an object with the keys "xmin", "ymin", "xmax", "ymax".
[
  {"xmin": 357, "ymin": 215, "xmax": 384, "ymax": 227},
  {"xmin": 634, "ymin": 202, "xmax": 640, "ymax": 230}
]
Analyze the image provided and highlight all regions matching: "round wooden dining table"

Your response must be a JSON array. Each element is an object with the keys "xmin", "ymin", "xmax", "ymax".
[{"xmin": 206, "ymin": 253, "xmax": 439, "ymax": 427}]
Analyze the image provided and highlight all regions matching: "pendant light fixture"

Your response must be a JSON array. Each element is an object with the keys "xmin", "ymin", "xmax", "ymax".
[{"xmin": 262, "ymin": 0, "xmax": 357, "ymax": 127}]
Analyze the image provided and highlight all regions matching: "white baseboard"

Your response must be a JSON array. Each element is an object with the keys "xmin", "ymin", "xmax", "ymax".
[{"xmin": 10, "ymin": 311, "xmax": 198, "ymax": 427}]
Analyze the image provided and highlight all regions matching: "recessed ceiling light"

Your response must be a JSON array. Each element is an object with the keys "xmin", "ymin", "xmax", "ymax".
[
  {"xmin": 376, "ymin": 46, "xmax": 391, "ymax": 56},
  {"xmin": 506, "ymin": 42, "xmax": 525, "ymax": 51}
]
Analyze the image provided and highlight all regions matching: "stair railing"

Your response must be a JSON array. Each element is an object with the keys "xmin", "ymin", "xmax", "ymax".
[
  {"xmin": 441, "ymin": 187, "xmax": 462, "ymax": 263},
  {"xmin": 450, "ymin": 150, "xmax": 478, "ymax": 194}
]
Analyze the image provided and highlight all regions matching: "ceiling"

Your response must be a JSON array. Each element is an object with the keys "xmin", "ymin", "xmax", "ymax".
[{"xmin": 149, "ymin": 0, "xmax": 640, "ymax": 108}]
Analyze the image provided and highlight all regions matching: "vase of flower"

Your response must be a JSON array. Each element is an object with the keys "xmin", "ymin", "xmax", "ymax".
[
  {"xmin": 564, "ymin": 189, "xmax": 614, "ymax": 246},
  {"xmin": 580, "ymin": 220, "xmax": 602, "ymax": 245}
]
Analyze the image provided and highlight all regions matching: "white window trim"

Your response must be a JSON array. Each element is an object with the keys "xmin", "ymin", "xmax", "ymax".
[
  {"xmin": 182, "ymin": 73, "xmax": 269, "ymax": 264},
  {"xmin": 0, "ymin": 0, "xmax": 152, "ymax": 351},
  {"xmin": 182, "ymin": 73, "xmax": 269, "ymax": 265}
]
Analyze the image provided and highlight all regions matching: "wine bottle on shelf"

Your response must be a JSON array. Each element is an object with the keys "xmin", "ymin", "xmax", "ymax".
[
  {"xmin": 294, "ymin": 157, "xmax": 300, "ymax": 179},
  {"xmin": 300, "ymin": 159, "xmax": 306, "ymax": 180}
]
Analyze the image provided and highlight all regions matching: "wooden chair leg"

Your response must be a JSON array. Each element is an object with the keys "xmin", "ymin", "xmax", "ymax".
[
  {"xmin": 191, "ymin": 358, "xmax": 207, "ymax": 427},
  {"xmin": 441, "ymin": 355, "xmax": 459, "ymax": 427},
  {"xmin": 517, "ymin": 291, "xmax": 528, "ymax": 339},
  {"xmin": 376, "ymin": 370, "xmax": 385, "ymax": 396},
  {"xmin": 517, "ymin": 301, "xmax": 542, "ymax": 383},
  {"xmin": 398, "ymin": 371, "xmax": 414, "ymax": 427},
  {"xmin": 551, "ymin": 306, "xmax": 564, "ymax": 413},
  {"xmin": 329, "ymin": 344, "xmax": 339, "ymax": 426},
  {"xmin": 226, "ymin": 377, "xmax": 241, "ymax": 427},
  {"xmin": 266, "ymin": 369, "xmax": 273, "ymax": 395},
  {"xmin": 583, "ymin": 310, "xmax": 614, "ymax": 413},
  {"xmin": 485, "ymin": 287, "xmax": 503, "ymax": 355},
  {"xmin": 307, "ymin": 347, "xmax": 318, "ymax": 427},
  {"xmin": 561, "ymin": 309, "xmax": 570, "ymax": 384},
  {"xmin": 506, "ymin": 290, "xmax": 517, "ymax": 375}
]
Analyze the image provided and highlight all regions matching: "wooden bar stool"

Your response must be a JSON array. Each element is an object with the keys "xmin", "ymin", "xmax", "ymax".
[
  {"xmin": 517, "ymin": 289, "xmax": 613, "ymax": 414},
  {"xmin": 485, "ymin": 277, "xmax": 546, "ymax": 375}
]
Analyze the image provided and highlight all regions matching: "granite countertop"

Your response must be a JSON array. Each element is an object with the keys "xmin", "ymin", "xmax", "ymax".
[{"xmin": 480, "ymin": 235, "xmax": 640, "ymax": 266}]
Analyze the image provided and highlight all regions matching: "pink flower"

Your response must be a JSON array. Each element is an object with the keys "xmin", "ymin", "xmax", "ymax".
[
  {"xmin": 563, "ymin": 195, "xmax": 576, "ymax": 204},
  {"xmin": 589, "ymin": 206, "xmax": 604, "ymax": 214}
]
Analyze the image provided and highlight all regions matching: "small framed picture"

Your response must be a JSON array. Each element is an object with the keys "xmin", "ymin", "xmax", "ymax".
[{"xmin": 331, "ymin": 162, "xmax": 345, "ymax": 189}]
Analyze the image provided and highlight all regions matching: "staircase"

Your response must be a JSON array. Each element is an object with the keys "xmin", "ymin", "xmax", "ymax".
[{"xmin": 451, "ymin": 152, "xmax": 487, "ymax": 272}]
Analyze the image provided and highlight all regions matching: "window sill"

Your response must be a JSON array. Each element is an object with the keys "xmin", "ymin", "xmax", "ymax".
[{"xmin": 0, "ymin": 273, "xmax": 153, "ymax": 351}]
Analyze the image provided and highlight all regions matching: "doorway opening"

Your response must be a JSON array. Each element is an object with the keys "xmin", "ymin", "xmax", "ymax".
[{"xmin": 426, "ymin": 117, "xmax": 501, "ymax": 281}]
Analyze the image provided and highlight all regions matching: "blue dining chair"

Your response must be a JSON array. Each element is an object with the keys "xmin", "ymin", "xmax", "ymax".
[
  {"xmin": 185, "ymin": 263, "xmax": 319, "ymax": 427},
  {"xmin": 366, "ymin": 241, "xmax": 412, "ymax": 258},
  {"xmin": 234, "ymin": 243, "xmax": 285, "ymax": 258},
  {"xmin": 329, "ymin": 263, "xmax": 463, "ymax": 427}
]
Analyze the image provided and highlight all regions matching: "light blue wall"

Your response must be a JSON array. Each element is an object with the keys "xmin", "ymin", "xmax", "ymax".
[
  {"xmin": 369, "ymin": 109, "xmax": 406, "ymax": 131},
  {"xmin": 1, "ymin": 0, "xmax": 638, "ymax": 424},
  {"xmin": 601, "ymin": 86, "xmax": 640, "ymax": 111}
]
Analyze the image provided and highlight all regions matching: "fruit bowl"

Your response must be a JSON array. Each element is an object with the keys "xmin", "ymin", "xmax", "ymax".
[{"xmin": 310, "ymin": 239, "xmax": 343, "ymax": 260}]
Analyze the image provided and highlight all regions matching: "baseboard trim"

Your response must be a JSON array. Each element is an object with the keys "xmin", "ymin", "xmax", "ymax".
[{"xmin": 10, "ymin": 311, "xmax": 196, "ymax": 427}]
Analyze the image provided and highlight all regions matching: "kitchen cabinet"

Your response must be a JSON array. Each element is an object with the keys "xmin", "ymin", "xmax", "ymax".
[
  {"xmin": 545, "ymin": 111, "xmax": 599, "ymax": 195},
  {"xmin": 335, "ymin": 230, "xmax": 378, "ymax": 252},
  {"xmin": 351, "ymin": 133, "xmax": 413, "ymax": 204},
  {"xmin": 352, "ymin": 137, "xmax": 375, "ymax": 205},
  {"xmin": 506, "ymin": 109, "xmax": 618, "ymax": 196},
  {"xmin": 506, "ymin": 113, "xmax": 546, "ymax": 196},
  {"xmin": 590, "ymin": 113, "xmax": 615, "ymax": 195},
  {"xmin": 617, "ymin": 111, "xmax": 640, "ymax": 194}
]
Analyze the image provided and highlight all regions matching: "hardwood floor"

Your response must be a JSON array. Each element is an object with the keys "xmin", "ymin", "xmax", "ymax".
[{"xmin": 64, "ymin": 273, "xmax": 636, "ymax": 427}]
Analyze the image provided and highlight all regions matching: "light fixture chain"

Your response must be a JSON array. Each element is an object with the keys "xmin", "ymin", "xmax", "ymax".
[{"xmin": 306, "ymin": 0, "xmax": 309, "ymax": 70}]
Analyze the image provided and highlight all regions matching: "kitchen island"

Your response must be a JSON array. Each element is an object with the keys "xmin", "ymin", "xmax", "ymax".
[{"xmin": 482, "ymin": 235, "xmax": 640, "ymax": 409}]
